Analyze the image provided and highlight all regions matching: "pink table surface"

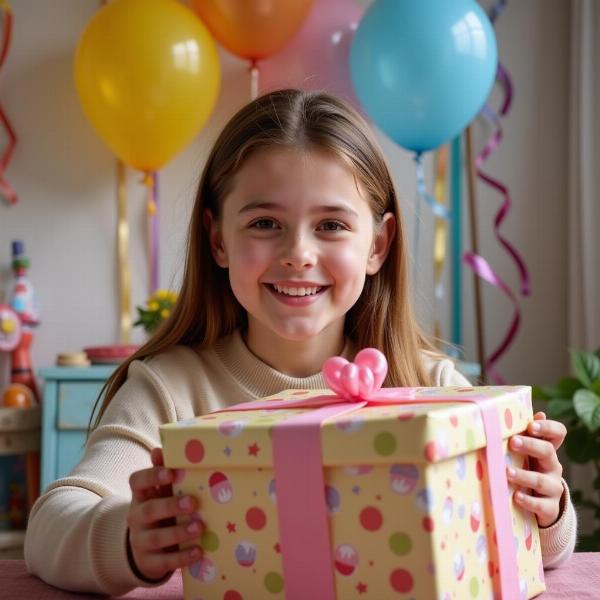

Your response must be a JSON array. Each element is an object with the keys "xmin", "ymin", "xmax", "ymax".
[{"xmin": 1, "ymin": 554, "xmax": 599, "ymax": 599}]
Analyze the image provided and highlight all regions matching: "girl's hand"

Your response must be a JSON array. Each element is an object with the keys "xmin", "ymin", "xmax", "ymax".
[
  {"xmin": 126, "ymin": 447, "xmax": 204, "ymax": 581},
  {"xmin": 506, "ymin": 411, "xmax": 567, "ymax": 528}
]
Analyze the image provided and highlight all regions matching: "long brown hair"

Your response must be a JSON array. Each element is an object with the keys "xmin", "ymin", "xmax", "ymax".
[{"xmin": 90, "ymin": 89, "xmax": 439, "ymax": 431}]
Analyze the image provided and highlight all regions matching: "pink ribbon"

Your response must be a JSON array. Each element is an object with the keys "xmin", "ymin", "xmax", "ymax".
[
  {"xmin": 219, "ymin": 349, "xmax": 519, "ymax": 599},
  {"xmin": 0, "ymin": 5, "xmax": 17, "ymax": 206}
]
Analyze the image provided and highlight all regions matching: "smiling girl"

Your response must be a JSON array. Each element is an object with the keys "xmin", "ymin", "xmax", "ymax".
[{"xmin": 25, "ymin": 90, "xmax": 576, "ymax": 594}]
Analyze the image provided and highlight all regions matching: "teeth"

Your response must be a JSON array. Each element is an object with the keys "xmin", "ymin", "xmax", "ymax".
[{"xmin": 273, "ymin": 284, "xmax": 322, "ymax": 297}]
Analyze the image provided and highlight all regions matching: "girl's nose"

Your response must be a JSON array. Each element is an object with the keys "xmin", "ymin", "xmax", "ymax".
[{"xmin": 280, "ymin": 234, "xmax": 317, "ymax": 270}]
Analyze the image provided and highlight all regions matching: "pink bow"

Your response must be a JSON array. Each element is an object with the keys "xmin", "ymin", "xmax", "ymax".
[{"xmin": 322, "ymin": 348, "xmax": 388, "ymax": 400}]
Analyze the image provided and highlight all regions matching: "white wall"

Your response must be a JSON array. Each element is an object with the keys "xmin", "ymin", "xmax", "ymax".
[{"xmin": 0, "ymin": 0, "xmax": 571, "ymax": 388}]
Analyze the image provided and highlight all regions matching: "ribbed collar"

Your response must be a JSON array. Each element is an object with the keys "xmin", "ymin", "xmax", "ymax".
[{"xmin": 213, "ymin": 329, "xmax": 355, "ymax": 399}]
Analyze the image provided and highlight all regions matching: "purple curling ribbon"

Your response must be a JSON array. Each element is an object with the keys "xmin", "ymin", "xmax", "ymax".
[
  {"xmin": 476, "ymin": 66, "xmax": 530, "ymax": 297},
  {"xmin": 465, "ymin": 1, "xmax": 531, "ymax": 383}
]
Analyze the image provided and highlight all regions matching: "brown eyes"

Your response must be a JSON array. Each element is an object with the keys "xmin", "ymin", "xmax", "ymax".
[
  {"xmin": 248, "ymin": 219, "xmax": 348, "ymax": 232},
  {"xmin": 317, "ymin": 221, "xmax": 347, "ymax": 232},
  {"xmin": 250, "ymin": 219, "xmax": 277, "ymax": 229}
]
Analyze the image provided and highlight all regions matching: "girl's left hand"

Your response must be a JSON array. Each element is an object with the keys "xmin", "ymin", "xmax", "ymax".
[{"xmin": 506, "ymin": 411, "xmax": 567, "ymax": 528}]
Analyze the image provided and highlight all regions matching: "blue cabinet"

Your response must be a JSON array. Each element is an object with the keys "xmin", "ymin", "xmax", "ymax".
[{"xmin": 39, "ymin": 367, "xmax": 114, "ymax": 492}]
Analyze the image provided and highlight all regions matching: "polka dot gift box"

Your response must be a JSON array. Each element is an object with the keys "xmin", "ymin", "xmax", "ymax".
[{"xmin": 160, "ymin": 349, "xmax": 545, "ymax": 599}]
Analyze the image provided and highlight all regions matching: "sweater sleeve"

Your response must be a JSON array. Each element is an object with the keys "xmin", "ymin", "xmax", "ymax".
[
  {"xmin": 24, "ymin": 361, "xmax": 179, "ymax": 595},
  {"xmin": 436, "ymin": 358, "xmax": 578, "ymax": 568},
  {"xmin": 538, "ymin": 478, "xmax": 578, "ymax": 569}
]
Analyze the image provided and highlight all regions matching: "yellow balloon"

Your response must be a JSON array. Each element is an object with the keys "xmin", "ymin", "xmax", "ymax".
[{"xmin": 74, "ymin": 0, "xmax": 220, "ymax": 171}]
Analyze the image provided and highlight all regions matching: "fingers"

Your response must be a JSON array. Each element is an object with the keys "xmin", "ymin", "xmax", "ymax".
[
  {"xmin": 512, "ymin": 488, "xmax": 560, "ymax": 528},
  {"xmin": 134, "ymin": 517, "xmax": 204, "ymax": 552},
  {"xmin": 127, "ymin": 491, "xmax": 204, "ymax": 580},
  {"xmin": 527, "ymin": 414, "xmax": 567, "ymax": 450},
  {"xmin": 507, "ymin": 466, "xmax": 563, "ymax": 499},
  {"xmin": 137, "ymin": 544, "xmax": 204, "ymax": 577},
  {"xmin": 151, "ymin": 447, "xmax": 164, "ymax": 467},
  {"xmin": 509, "ymin": 435, "xmax": 562, "ymax": 476},
  {"xmin": 127, "ymin": 494, "xmax": 199, "ymax": 528},
  {"xmin": 129, "ymin": 467, "xmax": 176, "ymax": 501}
]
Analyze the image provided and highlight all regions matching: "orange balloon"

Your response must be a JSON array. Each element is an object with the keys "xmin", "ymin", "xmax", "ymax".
[
  {"xmin": 2, "ymin": 384, "xmax": 34, "ymax": 408},
  {"xmin": 191, "ymin": 0, "xmax": 314, "ymax": 62}
]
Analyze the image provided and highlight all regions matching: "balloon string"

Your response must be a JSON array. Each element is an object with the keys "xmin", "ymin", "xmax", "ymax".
[
  {"xmin": 412, "ymin": 152, "xmax": 452, "ymax": 298},
  {"xmin": 412, "ymin": 185, "xmax": 421, "ymax": 292},
  {"xmin": 152, "ymin": 171, "xmax": 159, "ymax": 293},
  {"xmin": 414, "ymin": 153, "xmax": 452, "ymax": 220},
  {"xmin": 0, "ymin": 2, "xmax": 17, "ymax": 205},
  {"xmin": 141, "ymin": 172, "xmax": 158, "ymax": 296},
  {"xmin": 433, "ymin": 146, "xmax": 449, "ymax": 344},
  {"xmin": 250, "ymin": 60, "xmax": 259, "ymax": 101},
  {"xmin": 117, "ymin": 160, "xmax": 132, "ymax": 344}
]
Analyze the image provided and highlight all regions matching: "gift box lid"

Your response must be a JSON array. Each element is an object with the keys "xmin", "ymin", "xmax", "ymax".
[{"xmin": 160, "ymin": 385, "xmax": 532, "ymax": 469}]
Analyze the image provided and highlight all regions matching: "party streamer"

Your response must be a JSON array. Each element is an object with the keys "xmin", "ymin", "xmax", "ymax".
[
  {"xmin": 142, "ymin": 172, "xmax": 159, "ymax": 295},
  {"xmin": 0, "ymin": 1, "xmax": 17, "ymax": 205},
  {"xmin": 117, "ymin": 161, "xmax": 132, "ymax": 343},
  {"xmin": 465, "ymin": 0, "xmax": 530, "ymax": 383}
]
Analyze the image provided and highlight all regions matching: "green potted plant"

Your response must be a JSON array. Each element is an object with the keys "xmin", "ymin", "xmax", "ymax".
[{"xmin": 533, "ymin": 347, "xmax": 600, "ymax": 550}]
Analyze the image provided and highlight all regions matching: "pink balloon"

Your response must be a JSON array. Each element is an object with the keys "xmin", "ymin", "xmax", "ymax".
[{"xmin": 259, "ymin": 0, "xmax": 364, "ymax": 106}]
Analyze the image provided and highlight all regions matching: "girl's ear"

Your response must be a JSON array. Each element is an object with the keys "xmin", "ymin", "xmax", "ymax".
[
  {"xmin": 366, "ymin": 212, "xmax": 396, "ymax": 275},
  {"xmin": 204, "ymin": 209, "xmax": 228, "ymax": 268}
]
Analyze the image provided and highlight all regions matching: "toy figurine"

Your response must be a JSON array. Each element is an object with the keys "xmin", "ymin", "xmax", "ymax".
[{"xmin": 8, "ymin": 241, "xmax": 40, "ymax": 401}]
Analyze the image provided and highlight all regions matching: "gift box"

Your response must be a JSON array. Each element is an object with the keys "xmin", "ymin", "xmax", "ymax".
[{"xmin": 161, "ymin": 357, "xmax": 545, "ymax": 600}]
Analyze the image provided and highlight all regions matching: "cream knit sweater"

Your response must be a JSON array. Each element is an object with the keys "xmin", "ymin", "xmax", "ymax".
[{"xmin": 24, "ymin": 331, "xmax": 577, "ymax": 595}]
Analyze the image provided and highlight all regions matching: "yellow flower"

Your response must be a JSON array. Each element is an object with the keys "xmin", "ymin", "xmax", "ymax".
[
  {"xmin": 160, "ymin": 308, "xmax": 171, "ymax": 319},
  {"xmin": 154, "ymin": 289, "xmax": 169, "ymax": 300},
  {"xmin": 148, "ymin": 301, "xmax": 159, "ymax": 312}
]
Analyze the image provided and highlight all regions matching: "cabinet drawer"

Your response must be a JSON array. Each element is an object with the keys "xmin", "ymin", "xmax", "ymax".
[
  {"xmin": 57, "ymin": 382, "xmax": 104, "ymax": 430},
  {"xmin": 56, "ymin": 431, "xmax": 88, "ymax": 477}
]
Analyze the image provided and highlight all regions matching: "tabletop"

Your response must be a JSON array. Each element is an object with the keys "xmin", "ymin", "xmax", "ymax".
[{"xmin": 1, "ymin": 554, "xmax": 599, "ymax": 599}]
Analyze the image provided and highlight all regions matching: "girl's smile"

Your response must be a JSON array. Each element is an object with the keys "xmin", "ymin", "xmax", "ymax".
[{"xmin": 264, "ymin": 281, "xmax": 329, "ymax": 306}]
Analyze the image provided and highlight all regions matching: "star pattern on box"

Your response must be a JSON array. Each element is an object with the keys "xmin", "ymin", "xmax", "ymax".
[
  {"xmin": 226, "ymin": 521, "xmax": 236, "ymax": 533},
  {"xmin": 248, "ymin": 442, "xmax": 260, "ymax": 456},
  {"xmin": 356, "ymin": 581, "xmax": 368, "ymax": 594}
]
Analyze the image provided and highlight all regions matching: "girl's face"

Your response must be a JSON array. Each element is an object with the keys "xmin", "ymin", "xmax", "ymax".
[{"xmin": 208, "ymin": 146, "xmax": 395, "ymax": 347}]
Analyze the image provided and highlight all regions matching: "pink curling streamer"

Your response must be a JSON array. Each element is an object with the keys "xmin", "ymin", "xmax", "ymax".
[
  {"xmin": 465, "ymin": 24, "xmax": 530, "ymax": 382},
  {"xmin": 476, "ymin": 65, "xmax": 531, "ymax": 296},
  {"xmin": 464, "ymin": 251, "xmax": 520, "ymax": 384}
]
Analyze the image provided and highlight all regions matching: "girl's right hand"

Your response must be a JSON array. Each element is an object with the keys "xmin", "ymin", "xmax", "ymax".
[{"xmin": 126, "ymin": 447, "xmax": 204, "ymax": 582}]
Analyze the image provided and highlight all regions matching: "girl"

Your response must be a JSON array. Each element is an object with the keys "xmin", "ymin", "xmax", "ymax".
[{"xmin": 25, "ymin": 90, "xmax": 576, "ymax": 594}]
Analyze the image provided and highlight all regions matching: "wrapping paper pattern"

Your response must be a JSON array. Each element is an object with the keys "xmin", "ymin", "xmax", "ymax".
[{"xmin": 160, "ymin": 386, "xmax": 545, "ymax": 599}]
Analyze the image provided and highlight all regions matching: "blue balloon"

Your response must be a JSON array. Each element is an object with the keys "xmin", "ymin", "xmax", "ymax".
[{"xmin": 350, "ymin": 0, "xmax": 498, "ymax": 153}]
